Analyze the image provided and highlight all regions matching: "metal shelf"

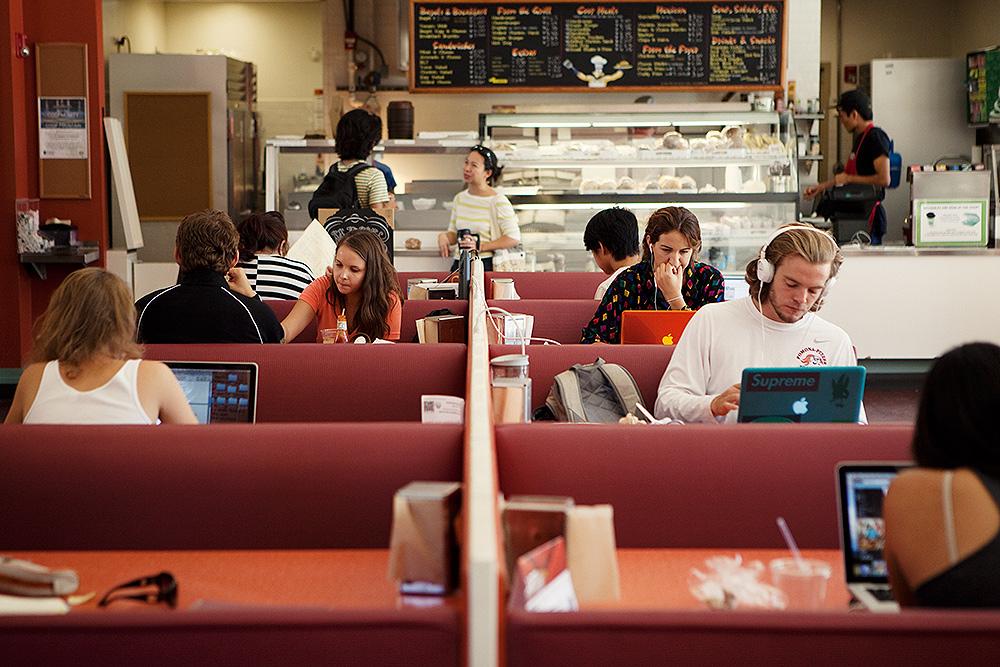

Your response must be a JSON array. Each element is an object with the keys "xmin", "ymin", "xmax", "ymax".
[
  {"xmin": 506, "ymin": 192, "xmax": 800, "ymax": 207},
  {"xmin": 799, "ymin": 155, "xmax": 825, "ymax": 161},
  {"xmin": 20, "ymin": 246, "xmax": 100, "ymax": 279},
  {"xmin": 793, "ymin": 113, "xmax": 826, "ymax": 120},
  {"xmin": 503, "ymin": 155, "xmax": 789, "ymax": 169}
]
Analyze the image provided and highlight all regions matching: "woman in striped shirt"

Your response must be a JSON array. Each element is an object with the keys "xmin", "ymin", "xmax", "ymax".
[
  {"xmin": 236, "ymin": 211, "xmax": 314, "ymax": 300},
  {"xmin": 437, "ymin": 146, "xmax": 520, "ymax": 271}
]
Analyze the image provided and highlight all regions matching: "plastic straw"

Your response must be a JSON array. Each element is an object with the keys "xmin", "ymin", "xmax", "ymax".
[{"xmin": 776, "ymin": 517, "xmax": 806, "ymax": 568}]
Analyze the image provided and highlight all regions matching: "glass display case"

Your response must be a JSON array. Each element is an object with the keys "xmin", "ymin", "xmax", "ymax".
[
  {"xmin": 480, "ymin": 107, "xmax": 800, "ymax": 273},
  {"xmin": 264, "ymin": 137, "xmax": 474, "ymax": 270}
]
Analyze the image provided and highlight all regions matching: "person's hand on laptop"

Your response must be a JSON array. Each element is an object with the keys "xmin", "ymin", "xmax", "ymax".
[
  {"xmin": 226, "ymin": 267, "xmax": 256, "ymax": 298},
  {"xmin": 654, "ymin": 262, "xmax": 685, "ymax": 309},
  {"xmin": 710, "ymin": 384, "xmax": 741, "ymax": 418}
]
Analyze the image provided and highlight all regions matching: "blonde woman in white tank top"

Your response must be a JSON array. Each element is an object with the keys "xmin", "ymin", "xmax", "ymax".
[{"xmin": 4, "ymin": 268, "xmax": 196, "ymax": 425}]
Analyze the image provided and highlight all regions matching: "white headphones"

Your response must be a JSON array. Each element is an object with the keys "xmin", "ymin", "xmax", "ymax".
[{"xmin": 755, "ymin": 224, "xmax": 839, "ymax": 294}]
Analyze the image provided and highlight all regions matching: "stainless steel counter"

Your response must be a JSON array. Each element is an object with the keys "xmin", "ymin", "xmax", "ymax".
[{"xmin": 838, "ymin": 245, "xmax": 1000, "ymax": 257}]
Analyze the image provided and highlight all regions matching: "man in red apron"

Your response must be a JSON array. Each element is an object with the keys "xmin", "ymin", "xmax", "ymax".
[{"xmin": 805, "ymin": 90, "xmax": 892, "ymax": 244}]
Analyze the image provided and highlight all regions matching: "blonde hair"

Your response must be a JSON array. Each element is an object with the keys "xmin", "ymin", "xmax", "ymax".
[
  {"xmin": 744, "ymin": 225, "xmax": 843, "ymax": 312},
  {"xmin": 31, "ymin": 268, "xmax": 143, "ymax": 370}
]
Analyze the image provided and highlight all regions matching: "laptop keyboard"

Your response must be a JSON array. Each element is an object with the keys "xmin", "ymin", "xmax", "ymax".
[{"xmin": 867, "ymin": 587, "xmax": 895, "ymax": 602}]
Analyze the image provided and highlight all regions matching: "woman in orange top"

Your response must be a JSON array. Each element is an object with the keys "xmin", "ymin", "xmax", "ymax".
[{"xmin": 281, "ymin": 230, "xmax": 401, "ymax": 343}]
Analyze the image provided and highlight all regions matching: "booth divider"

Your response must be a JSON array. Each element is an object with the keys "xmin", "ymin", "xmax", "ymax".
[
  {"xmin": 462, "ymin": 260, "xmax": 501, "ymax": 667},
  {"xmin": 143, "ymin": 343, "xmax": 466, "ymax": 422}
]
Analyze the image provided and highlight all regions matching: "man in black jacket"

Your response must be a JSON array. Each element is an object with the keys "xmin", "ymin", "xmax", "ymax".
[{"xmin": 136, "ymin": 209, "xmax": 284, "ymax": 344}]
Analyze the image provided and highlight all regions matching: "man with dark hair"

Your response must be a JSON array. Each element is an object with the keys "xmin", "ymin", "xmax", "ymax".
[
  {"xmin": 804, "ymin": 89, "xmax": 892, "ymax": 244},
  {"xmin": 583, "ymin": 207, "xmax": 641, "ymax": 300},
  {"xmin": 308, "ymin": 109, "xmax": 390, "ymax": 219},
  {"xmin": 135, "ymin": 209, "xmax": 284, "ymax": 344}
]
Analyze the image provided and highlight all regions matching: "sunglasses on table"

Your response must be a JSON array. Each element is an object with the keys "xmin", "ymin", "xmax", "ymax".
[{"xmin": 98, "ymin": 571, "xmax": 178, "ymax": 609}]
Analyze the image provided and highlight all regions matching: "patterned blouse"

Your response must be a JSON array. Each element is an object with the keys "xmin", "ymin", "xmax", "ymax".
[{"xmin": 581, "ymin": 260, "xmax": 725, "ymax": 344}]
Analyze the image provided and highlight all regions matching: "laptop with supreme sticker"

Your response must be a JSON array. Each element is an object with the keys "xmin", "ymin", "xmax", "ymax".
[
  {"xmin": 164, "ymin": 361, "xmax": 258, "ymax": 424},
  {"xmin": 737, "ymin": 366, "xmax": 866, "ymax": 423},
  {"xmin": 620, "ymin": 310, "xmax": 696, "ymax": 345},
  {"xmin": 837, "ymin": 462, "xmax": 910, "ymax": 612}
]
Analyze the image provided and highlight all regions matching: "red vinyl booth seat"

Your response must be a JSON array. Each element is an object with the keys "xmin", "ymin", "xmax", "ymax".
[
  {"xmin": 0, "ymin": 423, "xmax": 463, "ymax": 550},
  {"xmin": 496, "ymin": 423, "xmax": 913, "ymax": 549},
  {"xmin": 484, "ymin": 272, "xmax": 606, "ymax": 300},
  {"xmin": 4, "ymin": 608, "xmax": 460, "ymax": 667},
  {"xmin": 507, "ymin": 609, "xmax": 1000, "ymax": 667},
  {"xmin": 490, "ymin": 344, "xmax": 672, "ymax": 412},
  {"xmin": 143, "ymin": 343, "xmax": 466, "ymax": 421},
  {"xmin": 487, "ymin": 299, "xmax": 599, "ymax": 344}
]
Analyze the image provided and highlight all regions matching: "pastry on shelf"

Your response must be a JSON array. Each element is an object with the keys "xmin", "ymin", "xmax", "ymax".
[
  {"xmin": 677, "ymin": 175, "xmax": 698, "ymax": 191},
  {"xmin": 660, "ymin": 131, "xmax": 689, "ymax": 150},
  {"xmin": 698, "ymin": 183, "xmax": 719, "ymax": 194},
  {"xmin": 658, "ymin": 175, "xmax": 683, "ymax": 191},
  {"xmin": 617, "ymin": 176, "xmax": 638, "ymax": 191},
  {"xmin": 404, "ymin": 238, "xmax": 422, "ymax": 250},
  {"xmin": 722, "ymin": 125, "xmax": 746, "ymax": 149}
]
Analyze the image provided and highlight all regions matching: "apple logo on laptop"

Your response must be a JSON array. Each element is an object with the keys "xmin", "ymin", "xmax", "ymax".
[
  {"xmin": 792, "ymin": 397, "xmax": 809, "ymax": 416},
  {"xmin": 662, "ymin": 334, "xmax": 674, "ymax": 345}
]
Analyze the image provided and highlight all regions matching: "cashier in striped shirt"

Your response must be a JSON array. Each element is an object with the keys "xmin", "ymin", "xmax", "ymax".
[{"xmin": 437, "ymin": 146, "xmax": 520, "ymax": 272}]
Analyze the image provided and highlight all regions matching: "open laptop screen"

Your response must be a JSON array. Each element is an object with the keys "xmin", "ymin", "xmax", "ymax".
[
  {"xmin": 165, "ymin": 362, "xmax": 258, "ymax": 424},
  {"xmin": 620, "ymin": 310, "xmax": 696, "ymax": 346},
  {"xmin": 738, "ymin": 366, "xmax": 866, "ymax": 423},
  {"xmin": 0, "ymin": 369, "xmax": 21, "ymax": 422},
  {"xmin": 838, "ymin": 464, "xmax": 907, "ymax": 584}
]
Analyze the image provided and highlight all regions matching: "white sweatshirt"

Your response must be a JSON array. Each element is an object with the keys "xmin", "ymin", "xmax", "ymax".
[{"xmin": 654, "ymin": 297, "xmax": 865, "ymax": 424}]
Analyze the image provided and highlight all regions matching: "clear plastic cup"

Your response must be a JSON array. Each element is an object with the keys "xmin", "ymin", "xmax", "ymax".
[
  {"xmin": 320, "ymin": 328, "xmax": 338, "ymax": 344},
  {"xmin": 769, "ymin": 558, "xmax": 831, "ymax": 610}
]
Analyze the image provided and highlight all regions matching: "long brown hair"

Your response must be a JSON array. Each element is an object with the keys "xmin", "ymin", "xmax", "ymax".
[
  {"xmin": 31, "ymin": 268, "xmax": 143, "ymax": 370},
  {"xmin": 325, "ymin": 230, "xmax": 399, "ymax": 341},
  {"xmin": 641, "ymin": 207, "xmax": 703, "ymax": 262}
]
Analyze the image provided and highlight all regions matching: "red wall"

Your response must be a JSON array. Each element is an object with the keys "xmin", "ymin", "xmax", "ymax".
[{"xmin": 0, "ymin": 0, "xmax": 106, "ymax": 367}]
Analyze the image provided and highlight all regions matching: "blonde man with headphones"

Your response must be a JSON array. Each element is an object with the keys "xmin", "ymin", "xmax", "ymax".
[{"xmin": 654, "ymin": 224, "xmax": 866, "ymax": 424}]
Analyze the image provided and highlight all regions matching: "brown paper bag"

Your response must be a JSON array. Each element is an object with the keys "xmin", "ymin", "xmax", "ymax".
[
  {"xmin": 387, "ymin": 481, "xmax": 461, "ymax": 593},
  {"xmin": 566, "ymin": 504, "xmax": 620, "ymax": 603}
]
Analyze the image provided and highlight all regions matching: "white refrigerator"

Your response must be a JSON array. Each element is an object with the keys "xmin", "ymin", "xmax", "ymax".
[{"xmin": 871, "ymin": 58, "xmax": 973, "ymax": 244}]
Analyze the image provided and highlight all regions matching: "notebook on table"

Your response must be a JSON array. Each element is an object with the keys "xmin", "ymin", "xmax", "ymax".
[
  {"xmin": 737, "ymin": 366, "xmax": 866, "ymax": 423},
  {"xmin": 164, "ymin": 361, "xmax": 258, "ymax": 424},
  {"xmin": 620, "ymin": 310, "xmax": 696, "ymax": 345},
  {"xmin": 837, "ymin": 463, "xmax": 910, "ymax": 612}
]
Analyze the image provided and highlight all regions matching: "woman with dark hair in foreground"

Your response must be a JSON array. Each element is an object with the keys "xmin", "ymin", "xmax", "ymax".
[{"xmin": 885, "ymin": 342, "xmax": 1000, "ymax": 606}]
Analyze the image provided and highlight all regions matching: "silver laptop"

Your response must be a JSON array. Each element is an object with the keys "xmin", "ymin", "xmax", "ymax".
[
  {"xmin": 164, "ymin": 361, "xmax": 258, "ymax": 424},
  {"xmin": 836, "ymin": 462, "xmax": 910, "ymax": 612}
]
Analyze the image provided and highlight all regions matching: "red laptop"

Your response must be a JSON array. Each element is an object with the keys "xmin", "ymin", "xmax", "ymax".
[{"xmin": 619, "ymin": 310, "xmax": 696, "ymax": 345}]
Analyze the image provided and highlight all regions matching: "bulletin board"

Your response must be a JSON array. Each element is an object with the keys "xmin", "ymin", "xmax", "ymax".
[
  {"xmin": 36, "ymin": 43, "xmax": 91, "ymax": 198},
  {"xmin": 124, "ymin": 92, "xmax": 212, "ymax": 220}
]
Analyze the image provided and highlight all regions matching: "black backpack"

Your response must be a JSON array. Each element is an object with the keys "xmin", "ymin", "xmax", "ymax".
[{"xmin": 308, "ymin": 162, "xmax": 370, "ymax": 219}]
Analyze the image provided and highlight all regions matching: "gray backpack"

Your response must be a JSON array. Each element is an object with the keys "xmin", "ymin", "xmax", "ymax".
[{"xmin": 543, "ymin": 358, "xmax": 645, "ymax": 423}]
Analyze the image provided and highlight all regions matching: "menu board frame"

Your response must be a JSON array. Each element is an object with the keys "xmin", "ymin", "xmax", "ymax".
[{"xmin": 409, "ymin": 0, "xmax": 786, "ymax": 93}]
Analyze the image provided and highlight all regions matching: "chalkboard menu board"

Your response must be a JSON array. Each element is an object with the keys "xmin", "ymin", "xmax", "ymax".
[{"xmin": 410, "ymin": 1, "xmax": 785, "ymax": 92}]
